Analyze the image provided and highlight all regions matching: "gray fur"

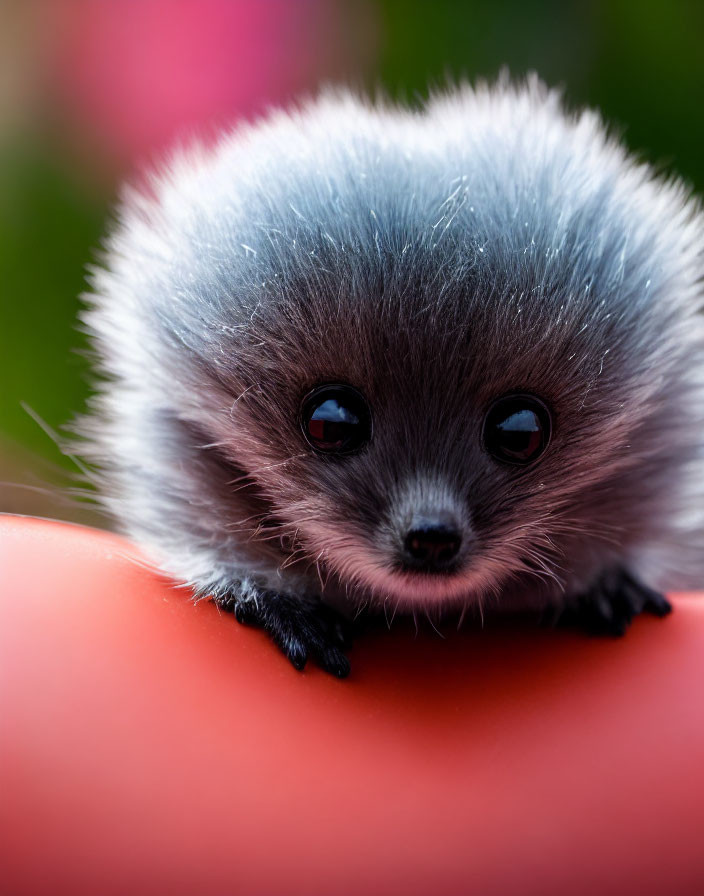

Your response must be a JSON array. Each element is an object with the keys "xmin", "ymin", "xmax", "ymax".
[{"xmin": 79, "ymin": 74, "xmax": 704, "ymax": 626}]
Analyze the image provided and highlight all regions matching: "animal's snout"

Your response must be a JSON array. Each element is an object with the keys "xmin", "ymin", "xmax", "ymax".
[{"xmin": 402, "ymin": 514, "xmax": 462, "ymax": 572}]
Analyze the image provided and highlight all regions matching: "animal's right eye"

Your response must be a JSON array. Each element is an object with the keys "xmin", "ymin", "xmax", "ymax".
[{"xmin": 300, "ymin": 384, "xmax": 372, "ymax": 455}]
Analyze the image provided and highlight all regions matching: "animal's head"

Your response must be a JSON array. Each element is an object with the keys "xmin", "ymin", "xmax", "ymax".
[{"xmin": 93, "ymin": 80, "xmax": 704, "ymax": 608}]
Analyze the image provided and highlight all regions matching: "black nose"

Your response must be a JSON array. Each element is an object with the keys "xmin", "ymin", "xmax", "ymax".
[{"xmin": 402, "ymin": 520, "xmax": 462, "ymax": 571}]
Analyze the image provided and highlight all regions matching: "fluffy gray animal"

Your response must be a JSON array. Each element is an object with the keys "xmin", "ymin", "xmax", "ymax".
[{"xmin": 79, "ymin": 75, "xmax": 704, "ymax": 677}]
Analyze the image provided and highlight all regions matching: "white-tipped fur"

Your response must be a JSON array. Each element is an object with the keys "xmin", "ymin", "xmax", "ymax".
[{"xmin": 78, "ymin": 75, "xmax": 704, "ymax": 623}]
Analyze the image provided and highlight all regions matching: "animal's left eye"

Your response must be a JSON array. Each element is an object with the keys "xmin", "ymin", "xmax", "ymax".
[
  {"xmin": 300, "ymin": 384, "xmax": 372, "ymax": 455},
  {"xmin": 483, "ymin": 394, "xmax": 552, "ymax": 466}
]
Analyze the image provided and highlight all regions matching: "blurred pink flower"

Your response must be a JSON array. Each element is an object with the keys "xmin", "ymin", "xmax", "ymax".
[{"xmin": 41, "ymin": 0, "xmax": 370, "ymax": 167}]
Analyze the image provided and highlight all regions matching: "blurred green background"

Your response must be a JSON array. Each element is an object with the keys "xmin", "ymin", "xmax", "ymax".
[{"xmin": 1, "ymin": 0, "xmax": 703, "ymax": 524}]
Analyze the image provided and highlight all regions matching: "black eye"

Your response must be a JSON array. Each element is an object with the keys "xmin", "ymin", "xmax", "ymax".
[
  {"xmin": 300, "ymin": 384, "xmax": 372, "ymax": 455},
  {"xmin": 483, "ymin": 394, "xmax": 552, "ymax": 466}
]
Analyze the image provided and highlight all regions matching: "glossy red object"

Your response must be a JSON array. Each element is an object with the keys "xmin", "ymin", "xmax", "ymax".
[{"xmin": 1, "ymin": 515, "xmax": 703, "ymax": 895}]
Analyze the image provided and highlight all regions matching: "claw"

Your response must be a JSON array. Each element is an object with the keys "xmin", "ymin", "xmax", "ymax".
[
  {"xmin": 561, "ymin": 568, "xmax": 672, "ymax": 636},
  {"xmin": 621, "ymin": 571, "xmax": 672, "ymax": 617},
  {"xmin": 216, "ymin": 589, "xmax": 352, "ymax": 677},
  {"xmin": 318, "ymin": 644, "xmax": 351, "ymax": 678},
  {"xmin": 285, "ymin": 641, "xmax": 308, "ymax": 671}
]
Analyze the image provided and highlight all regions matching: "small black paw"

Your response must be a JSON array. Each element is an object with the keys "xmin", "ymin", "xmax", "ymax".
[
  {"xmin": 218, "ymin": 591, "xmax": 352, "ymax": 678},
  {"xmin": 560, "ymin": 568, "xmax": 671, "ymax": 636}
]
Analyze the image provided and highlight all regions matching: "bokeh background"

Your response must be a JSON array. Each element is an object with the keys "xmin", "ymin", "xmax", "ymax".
[{"xmin": 2, "ymin": 0, "xmax": 703, "ymax": 524}]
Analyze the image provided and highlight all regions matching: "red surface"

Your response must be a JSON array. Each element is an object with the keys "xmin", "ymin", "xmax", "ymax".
[{"xmin": 1, "ymin": 514, "xmax": 703, "ymax": 896}]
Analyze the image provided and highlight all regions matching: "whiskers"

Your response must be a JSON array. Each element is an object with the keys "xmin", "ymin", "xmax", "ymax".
[
  {"xmin": 20, "ymin": 402, "xmax": 93, "ymax": 480},
  {"xmin": 226, "ymin": 454, "xmax": 307, "ymax": 494},
  {"xmin": 223, "ymin": 505, "xmax": 333, "ymax": 593},
  {"xmin": 486, "ymin": 508, "xmax": 625, "ymax": 600},
  {"xmin": 212, "ymin": 489, "xmax": 622, "ymax": 627}
]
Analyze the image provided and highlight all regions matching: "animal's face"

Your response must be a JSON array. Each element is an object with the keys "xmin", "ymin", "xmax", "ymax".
[{"xmin": 194, "ymin": 253, "xmax": 670, "ymax": 610}]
